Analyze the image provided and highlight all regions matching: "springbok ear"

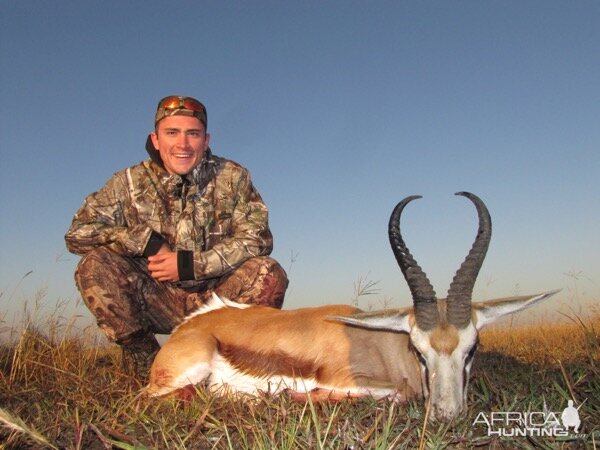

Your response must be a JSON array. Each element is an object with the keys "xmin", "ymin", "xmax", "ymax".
[
  {"xmin": 327, "ymin": 307, "xmax": 414, "ymax": 333},
  {"xmin": 472, "ymin": 289, "xmax": 560, "ymax": 330}
]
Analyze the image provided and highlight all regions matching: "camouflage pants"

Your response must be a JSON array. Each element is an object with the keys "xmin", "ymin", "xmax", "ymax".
[{"xmin": 75, "ymin": 247, "xmax": 288, "ymax": 343}]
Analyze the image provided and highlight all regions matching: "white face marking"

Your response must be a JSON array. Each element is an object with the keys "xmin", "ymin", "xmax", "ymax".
[{"xmin": 410, "ymin": 324, "xmax": 478, "ymax": 421}]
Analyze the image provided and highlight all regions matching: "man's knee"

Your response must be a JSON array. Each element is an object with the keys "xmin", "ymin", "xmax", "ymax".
[
  {"xmin": 216, "ymin": 256, "xmax": 288, "ymax": 308},
  {"xmin": 75, "ymin": 247, "xmax": 122, "ymax": 286},
  {"xmin": 74, "ymin": 248, "xmax": 153, "ymax": 341},
  {"xmin": 253, "ymin": 256, "xmax": 289, "ymax": 308}
]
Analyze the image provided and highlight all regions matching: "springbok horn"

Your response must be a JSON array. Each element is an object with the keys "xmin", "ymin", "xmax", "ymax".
[
  {"xmin": 446, "ymin": 192, "xmax": 492, "ymax": 329},
  {"xmin": 388, "ymin": 195, "xmax": 438, "ymax": 331}
]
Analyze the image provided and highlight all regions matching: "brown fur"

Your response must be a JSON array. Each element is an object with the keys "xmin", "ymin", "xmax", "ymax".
[
  {"xmin": 148, "ymin": 302, "xmax": 424, "ymax": 398},
  {"xmin": 217, "ymin": 341, "xmax": 319, "ymax": 379},
  {"xmin": 429, "ymin": 325, "xmax": 459, "ymax": 354}
]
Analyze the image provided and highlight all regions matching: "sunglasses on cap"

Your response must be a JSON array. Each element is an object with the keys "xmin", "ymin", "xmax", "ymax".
[
  {"xmin": 155, "ymin": 95, "xmax": 207, "ymax": 126},
  {"xmin": 157, "ymin": 96, "xmax": 206, "ymax": 112}
]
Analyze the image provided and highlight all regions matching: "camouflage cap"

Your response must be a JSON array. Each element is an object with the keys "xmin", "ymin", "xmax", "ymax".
[{"xmin": 154, "ymin": 96, "xmax": 207, "ymax": 128}]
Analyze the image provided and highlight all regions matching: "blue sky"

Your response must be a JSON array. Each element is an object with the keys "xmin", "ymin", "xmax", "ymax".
[{"xmin": 1, "ymin": 1, "xmax": 598, "ymax": 326}]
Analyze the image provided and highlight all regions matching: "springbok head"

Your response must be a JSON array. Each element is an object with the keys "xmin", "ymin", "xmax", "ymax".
[{"xmin": 332, "ymin": 192, "xmax": 558, "ymax": 421}]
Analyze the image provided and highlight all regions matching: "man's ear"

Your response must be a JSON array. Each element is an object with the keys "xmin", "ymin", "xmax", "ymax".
[{"xmin": 150, "ymin": 131, "xmax": 160, "ymax": 151}]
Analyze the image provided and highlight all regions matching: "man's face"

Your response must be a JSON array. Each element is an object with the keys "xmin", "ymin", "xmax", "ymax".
[{"xmin": 150, "ymin": 115, "xmax": 210, "ymax": 175}]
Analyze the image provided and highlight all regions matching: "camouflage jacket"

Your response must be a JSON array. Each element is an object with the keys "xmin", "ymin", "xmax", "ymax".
[{"xmin": 65, "ymin": 149, "xmax": 273, "ymax": 281}]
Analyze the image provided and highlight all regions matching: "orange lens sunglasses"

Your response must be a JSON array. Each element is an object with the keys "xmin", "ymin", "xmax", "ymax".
[{"xmin": 158, "ymin": 96, "xmax": 205, "ymax": 113}]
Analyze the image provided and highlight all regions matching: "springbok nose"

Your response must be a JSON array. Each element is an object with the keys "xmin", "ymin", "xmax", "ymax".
[{"xmin": 431, "ymin": 403, "xmax": 463, "ymax": 422}]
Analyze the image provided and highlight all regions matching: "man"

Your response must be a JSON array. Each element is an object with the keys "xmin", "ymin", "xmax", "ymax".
[{"xmin": 65, "ymin": 95, "xmax": 288, "ymax": 380}]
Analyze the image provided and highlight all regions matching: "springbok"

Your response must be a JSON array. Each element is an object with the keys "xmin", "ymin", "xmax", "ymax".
[{"xmin": 146, "ymin": 192, "xmax": 558, "ymax": 422}]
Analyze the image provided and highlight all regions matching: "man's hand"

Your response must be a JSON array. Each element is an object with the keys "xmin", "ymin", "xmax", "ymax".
[{"xmin": 147, "ymin": 245, "xmax": 179, "ymax": 282}]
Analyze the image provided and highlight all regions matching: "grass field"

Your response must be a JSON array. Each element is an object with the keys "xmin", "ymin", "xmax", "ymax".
[{"xmin": 0, "ymin": 297, "xmax": 598, "ymax": 449}]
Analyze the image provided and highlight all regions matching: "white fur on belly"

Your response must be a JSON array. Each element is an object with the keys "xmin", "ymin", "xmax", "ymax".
[
  {"xmin": 208, "ymin": 352, "xmax": 318, "ymax": 396},
  {"xmin": 207, "ymin": 353, "xmax": 399, "ymax": 400},
  {"xmin": 155, "ymin": 350, "xmax": 401, "ymax": 400}
]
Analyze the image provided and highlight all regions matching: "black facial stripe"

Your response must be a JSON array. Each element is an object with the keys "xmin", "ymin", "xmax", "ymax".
[
  {"xmin": 466, "ymin": 343, "xmax": 477, "ymax": 363},
  {"xmin": 465, "ymin": 337, "xmax": 479, "ymax": 363},
  {"xmin": 411, "ymin": 342, "xmax": 427, "ymax": 366}
]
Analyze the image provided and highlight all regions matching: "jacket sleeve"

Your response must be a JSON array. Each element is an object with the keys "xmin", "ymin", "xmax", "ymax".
[
  {"xmin": 191, "ymin": 169, "xmax": 273, "ymax": 280},
  {"xmin": 64, "ymin": 173, "xmax": 157, "ymax": 257}
]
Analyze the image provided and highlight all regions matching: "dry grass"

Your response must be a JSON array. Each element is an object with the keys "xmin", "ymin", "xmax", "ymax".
[
  {"xmin": 0, "ymin": 300, "xmax": 598, "ymax": 449},
  {"xmin": 481, "ymin": 317, "xmax": 599, "ymax": 365}
]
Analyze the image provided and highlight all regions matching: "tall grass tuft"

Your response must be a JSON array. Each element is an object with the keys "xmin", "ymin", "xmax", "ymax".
[{"xmin": 1, "ymin": 293, "xmax": 598, "ymax": 449}]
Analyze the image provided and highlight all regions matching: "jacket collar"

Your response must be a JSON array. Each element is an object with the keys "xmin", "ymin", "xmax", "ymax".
[{"xmin": 147, "ymin": 147, "xmax": 219, "ymax": 196}]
